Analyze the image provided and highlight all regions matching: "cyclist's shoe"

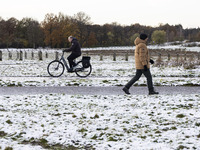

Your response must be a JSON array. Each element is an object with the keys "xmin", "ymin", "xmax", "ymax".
[
  {"xmin": 68, "ymin": 68, "xmax": 74, "ymax": 73},
  {"xmin": 122, "ymin": 87, "xmax": 130, "ymax": 95},
  {"xmin": 73, "ymin": 65, "xmax": 78, "ymax": 70}
]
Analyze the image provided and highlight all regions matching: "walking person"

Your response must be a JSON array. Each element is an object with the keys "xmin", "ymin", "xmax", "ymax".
[
  {"xmin": 122, "ymin": 33, "xmax": 159, "ymax": 95},
  {"xmin": 63, "ymin": 36, "xmax": 82, "ymax": 72}
]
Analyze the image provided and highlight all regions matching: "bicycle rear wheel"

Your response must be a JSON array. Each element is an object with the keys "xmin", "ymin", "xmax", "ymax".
[
  {"xmin": 75, "ymin": 61, "xmax": 92, "ymax": 78},
  {"xmin": 47, "ymin": 60, "xmax": 65, "ymax": 77}
]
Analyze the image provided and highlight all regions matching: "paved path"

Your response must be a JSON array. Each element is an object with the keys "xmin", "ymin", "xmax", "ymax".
[{"xmin": 0, "ymin": 86, "xmax": 199, "ymax": 95}]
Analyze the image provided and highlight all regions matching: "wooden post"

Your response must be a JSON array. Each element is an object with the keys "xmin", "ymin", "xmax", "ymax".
[
  {"xmin": 0, "ymin": 51, "xmax": 2, "ymax": 61},
  {"xmin": 125, "ymin": 52, "xmax": 128, "ymax": 61},
  {"xmin": 31, "ymin": 51, "xmax": 34, "ymax": 60},
  {"xmin": 176, "ymin": 53, "xmax": 179, "ymax": 63},
  {"xmin": 156, "ymin": 53, "xmax": 162, "ymax": 65},
  {"xmin": 167, "ymin": 53, "xmax": 170, "ymax": 61},
  {"xmin": 184, "ymin": 53, "xmax": 187, "ymax": 61},
  {"xmin": 19, "ymin": 51, "xmax": 23, "ymax": 61},
  {"xmin": 8, "ymin": 51, "xmax": 12, "ymax": 60},
  {"xmin": 191, "ymin": 54, "xmax": 194, "ymax": 62},
  {"xmin": 46, "ymin": 52, "xmax": 48, "ymax": 58},
  {"xmin": 17, "ymin": 51, "xmax": 19, "ymax": 60},
  {"xmin": 38, "ymin": 51, "xmax": 43, "ymax": 61},
  {"xmin": 113, "ymin": 52, "xmax": 116, "ymax": 61},
  {"xmin": 158, "ymin": 53, "xmax": 161, "ymax": 61},
  {"xmin": 100, "ymin": 53, "xmax": 103, "ymax": 61},
  {"xmin": 188, "ymin": 54, "xmax": 193, "ymax": 64},
  {"xmin": 55, "ymin": 51, "xmax": 59, "ymax": 60},
  {"xmin": 25, "ymin": 51, "xmax": 27, "ymax": 59}
]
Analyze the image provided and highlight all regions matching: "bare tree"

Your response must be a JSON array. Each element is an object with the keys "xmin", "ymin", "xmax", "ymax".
[
  {"xmin": 73, "ymin": 12, "xmax": 92, "ymax": 46},
  {"xmin": 0, "ymin": 18, "xmax": 17, "ymax": 48}
]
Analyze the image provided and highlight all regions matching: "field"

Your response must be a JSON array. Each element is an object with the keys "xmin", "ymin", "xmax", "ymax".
[{"xmin": 0, "ymin": 48, "xmax": 200, "ymax": 150}]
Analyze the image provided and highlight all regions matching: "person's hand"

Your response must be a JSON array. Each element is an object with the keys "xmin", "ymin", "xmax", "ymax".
[
  {"xmin": 144, "ymin": 65, "xmax": 148, "ymax": 71},
  {"xmin": 62, "ymin": 49, "xmax": 66, "ymax": 53},
  {"xmin": 150, "ymin": 59, "xmax": 154, "ymax": 64}
]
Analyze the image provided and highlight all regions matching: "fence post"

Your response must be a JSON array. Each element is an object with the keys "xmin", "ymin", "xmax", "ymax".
[
  {"xmin": 38, "ymin": 51, "xmax": 43, "ymax": 61},
  {"xmin": 19, "ymin": 51, "xmax": 23, "ymax": 61},
  {"xmin": 157, "ymin": 53, "xmax": 162, "ymax": 62},
  {"xmin": 31, "ymin": 51, "xmax": 34, "ymax": 60},
  {"xmin": 113, "ymin": 52, "xmax": 116, "ymax": 61},
  {"xmin": 191, "ymin": 54, "xmax": 194, "ymax": 61},
  {"xmin": 8, "ymin": 51, "xmax": 12, "ymax": 60},
  {"xmin": 167, "ymin": 53, "xmax": 170, "ymax": 61},
  {"xmin": 155, "ymin": 53, "xmax": 162, "ymax": 66},
  {"xmin": 46, "ymin": 52, "xmax": 48, "ymax": 58},
  {"xmin": 125, "ymin": 52, "xmax": 128, "ymax": 61},
  {"xmin": 176, "ymin": 53, "xmax": 179, "ymax": 63},
  {"xmin": 100, "ymin": 53, "xmax": 103, "ymax": 61},
  {"xmin": 184, "ymin": 53, "xmax": 187, "ymax": 61},
  {"xmin": 16, "ymin": 51, "xmax": 19, "ymax": 60},
  {"xmin": 55, "ymin": 51, "xmax": 59, "ymax": 60},
  {"xmin": 25, "ymin": 51, "xmax": 27, "ymax": 59},
  {"xmin": 0, "ymin": 51, "xmax": 2, "ymax": 61}
]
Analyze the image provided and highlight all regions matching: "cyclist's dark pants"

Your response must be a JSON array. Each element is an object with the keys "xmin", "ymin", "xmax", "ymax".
[
  {"xmin": 125, "ymin": 69, "xmax": 153, "ymax": 90},
  {"xmin": 67, "ymin": 53, "xmax": 81, "ymax": 68}
]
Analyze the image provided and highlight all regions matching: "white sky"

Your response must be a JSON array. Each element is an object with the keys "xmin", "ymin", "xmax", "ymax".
[{"xmin": 0, "ymin": 0, "xmax": 200, "ymax": 29}]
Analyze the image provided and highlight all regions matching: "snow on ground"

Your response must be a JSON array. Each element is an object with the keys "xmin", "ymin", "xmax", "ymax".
[
  {"xmin": 0, "ymin": 50, "xmax": 200, "ymax": 149},
  {"xmin": 0, "ymin": 55, "xmax": 200, "ymax": 87},
  {"xmin": 82, "ymin": 41, "xmax": 200, "ymax": 52},
  {"xmin": 0, "ymin": 94, "xmax": 200, "ymax": 150},
  {"xmin": 0, "ymin": 41, "xmax": 200, "ymax": 53}
]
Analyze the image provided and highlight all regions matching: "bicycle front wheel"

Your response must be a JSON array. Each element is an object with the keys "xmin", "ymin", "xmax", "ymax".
[
  {"xmin": 75, "ymin": 61, "xmax": 92, "ymax": 78},
  {"xmin": 47, "ymin": 60, "xmax": 65, "ymax": 77}
]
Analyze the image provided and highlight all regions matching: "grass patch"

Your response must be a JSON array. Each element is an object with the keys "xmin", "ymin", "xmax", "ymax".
[
  {"xmin": 6, "ymin": 120, "xmax": 13, "ymax": 124},
  {"xmin": 22, "ymin": 138, "xmax": 80, "ymax": 150},
  {"xmin": 108, "ymin": 136, "xmax": 119, "ymax": 141},
  {"xmin": 78, "ymin": 128, "xmax": 88, "ymax": 133},
  {"xmin": 195, "ymin": 122, "xmax": 200, "ymax": 127},
  {"xmin": 0, "ymin": 131, "xmax": 7, "ymax": 137},
  {"xmin": 176, "ymin": 114, "xmax": 185, "ymax": 118},
  {"xmin": 5, "ymin": 147, "xmax": 13, "ymax": 150}
]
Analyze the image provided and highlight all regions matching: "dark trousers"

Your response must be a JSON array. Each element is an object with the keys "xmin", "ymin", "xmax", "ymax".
[
  {"xmin": 67, "ymin": 53, "xmax": 81, "ymax": 68},
  {"xmin": 125, "ymin": 69, "xmax": 153, "ymax": 90}
]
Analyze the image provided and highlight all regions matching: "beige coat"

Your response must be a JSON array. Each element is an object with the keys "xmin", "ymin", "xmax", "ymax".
[{"xmin": 134, "ymin": 37, "xmax": 150, "ymax": 69}]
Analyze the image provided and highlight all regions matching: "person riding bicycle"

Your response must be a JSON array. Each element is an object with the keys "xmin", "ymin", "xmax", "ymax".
[{"xmin": 63, "ymin": 36, "xmax": 82, "ymax": 72}]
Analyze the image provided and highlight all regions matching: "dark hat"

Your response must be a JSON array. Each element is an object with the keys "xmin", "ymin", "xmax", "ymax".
[{"xmin": 140, "ymin": 33, "xmax": 148, "ymax": 40}]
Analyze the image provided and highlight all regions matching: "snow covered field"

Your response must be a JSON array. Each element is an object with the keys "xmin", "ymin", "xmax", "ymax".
[
  {"xmin": 0, "ymin": 94, "xmax": 200, "ymax": 150},
  {"xmin": 82, "ymin": 41, "xmax": 200, "ymax": 52},
  {"xmin": 0, "ymin": 55, "xmax": 200, "ymax": 87},
  {"xmin": 0, "ymin": 49, "xmax": 200, "ymax": 150}
]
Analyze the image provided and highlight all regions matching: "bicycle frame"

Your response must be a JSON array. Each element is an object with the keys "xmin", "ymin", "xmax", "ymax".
[{"xmin": 59, "ymin": 52, "xmax": 70, "ymax": 71}]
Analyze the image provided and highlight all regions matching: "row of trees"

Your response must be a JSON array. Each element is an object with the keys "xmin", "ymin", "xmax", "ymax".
[{"xmin": 0, "ymin": 12, "xmax": 200, "ymax": 48}]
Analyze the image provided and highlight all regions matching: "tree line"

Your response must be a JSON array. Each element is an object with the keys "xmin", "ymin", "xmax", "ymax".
[{"xmin": 0, "ymin": 12, "xmax": 200, "ymax": 49}]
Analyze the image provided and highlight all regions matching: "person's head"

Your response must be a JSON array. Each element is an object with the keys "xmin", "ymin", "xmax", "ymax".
[
  {"xmin": 68, "ymin": 36, "xmax": 73, "ymax": 42},
  {"xmin": 140, "ymin": 33, "xmax": 148, "ymax": 41}
]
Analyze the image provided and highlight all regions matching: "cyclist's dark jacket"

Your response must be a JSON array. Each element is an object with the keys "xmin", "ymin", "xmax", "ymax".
[{"xmin": 63, "ymin": 38, "xmax": 81, "ymax": 55}]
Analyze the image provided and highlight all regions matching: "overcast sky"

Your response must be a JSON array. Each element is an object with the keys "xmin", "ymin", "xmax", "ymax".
[{"xmin": 1, "ymin": 0, "xmax": 199, "ymax": 29}]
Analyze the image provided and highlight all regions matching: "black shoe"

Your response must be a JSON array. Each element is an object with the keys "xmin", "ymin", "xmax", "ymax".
[
  {"xmin": 149, "ymin": 88, "xmax": 159, "ymax": 95},
  {"xmin": 149, "ymin": 91, "xmax": 159, "ymax": 95},
  {"xmin": 122, "ymin": 87, "xmax": 130, "ymax": 95},
  {"xmin": 68, "ymin": 68, "xmax": 74, "ymax": 73}
]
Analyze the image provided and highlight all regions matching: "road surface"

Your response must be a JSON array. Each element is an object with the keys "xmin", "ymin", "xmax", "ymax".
[{"xmin": 0, "ymin": 86, "xmax": 199, "ymax": 95}]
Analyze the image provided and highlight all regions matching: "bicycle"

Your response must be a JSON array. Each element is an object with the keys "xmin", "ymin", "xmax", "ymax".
[{"xmin": 47, "ymin": 52, "xmax": 92, "ymax": 78}]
